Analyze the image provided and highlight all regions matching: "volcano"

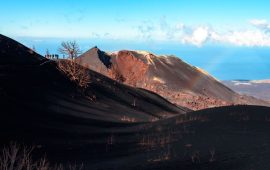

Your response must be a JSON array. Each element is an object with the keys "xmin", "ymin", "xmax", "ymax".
[{"xmin": 77, "ymin": 47, "xmax": 269, "ymax": 110}]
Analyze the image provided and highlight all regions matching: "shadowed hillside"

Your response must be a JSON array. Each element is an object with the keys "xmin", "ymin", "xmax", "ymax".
[
  {"xmin": 90, "ymin": 105, "xmax": 270, "ymax": 170},
  {"xmin": 0, "ymin": 34, "xmax": 188, "ymax": 144}
]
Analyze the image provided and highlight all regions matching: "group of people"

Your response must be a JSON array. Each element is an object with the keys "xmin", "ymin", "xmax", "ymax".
[{"xmin": 45, "ymin": 54, "xmax": 59, "ymax": 60}]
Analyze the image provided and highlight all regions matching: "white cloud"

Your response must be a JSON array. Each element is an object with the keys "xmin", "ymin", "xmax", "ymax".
[
  {"xmin": 250, "ymin": 19, "xmax": 268, "ymax": 27},
  {"xmin": 136, "ymin": 18, "xmax": 184, "ymax": 41},
  {"xmin": 137, "ymin": 20, "xmax": 155, "ymax": 39},
  {"xmin": 158, "ymin": 17, "xmax": 185, "ymax": 40},
  {"xmin": 134, "ymin": 18, "xmax": 270, "ymax": 47},
  {"xmin": 181, "ymin": 19, "xmax": 270, "ymax": 47},
  {"xmin": 249, "ymin": 19, "xmax": 270, "ymax": 33},
  {"xmin": 182, "ymin": 26, "xmax": 210, "ymax": 46},
  {"xmin": 176, "ymin": 23, "xmax": 184, "ymax": 30},
  {"xmin": 211, "ymin": 30, "xmax": 270, "ymax": 46}
]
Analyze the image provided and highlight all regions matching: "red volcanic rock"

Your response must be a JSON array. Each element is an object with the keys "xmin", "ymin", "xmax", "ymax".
[
  {"xmin": 78, "ymin": 48, "xmax": 269, "ymax": 110},
  {"xmin": 109, "ymin": 50, "xmax": 149, "ymax": 86}
]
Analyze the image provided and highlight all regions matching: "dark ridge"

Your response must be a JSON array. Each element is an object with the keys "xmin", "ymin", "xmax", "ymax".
[
  {"xmin": 96, "ymin": 47, "xmax": 112, "ymax": 68},
  {"xmin": 0, "ymin": 34, "xmax": 46, "ymax": 65}
]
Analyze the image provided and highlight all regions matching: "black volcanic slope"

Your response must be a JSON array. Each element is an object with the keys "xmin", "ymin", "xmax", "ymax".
[
  {"xmin": 1, "ymin": 34, "xmax": 270, "ymax": 170},
  {"xmin": 0, "ymin": 34, "xmax": 187, "ymax": 144},
  {"xmin": 71, "ymin": 105, "xmax": 270, "ymax": 170}
]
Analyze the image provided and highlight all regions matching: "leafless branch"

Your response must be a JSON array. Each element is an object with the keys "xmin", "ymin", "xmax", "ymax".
[
  {"xmin": 58, "ymin": 41, "xmax": 81, "ymax": 60},
  {"xmin": 57, "ymin": 60, "xmax": 91, "ymax": 88}
]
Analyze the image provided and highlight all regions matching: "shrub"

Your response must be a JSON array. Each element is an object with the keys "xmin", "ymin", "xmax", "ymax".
[
  {"xmin": 0, "ymin": 142, "xmax": 83, "ymax": 170},
  {"xmin": 57, "ymin": 60, "xmax": 91, "ymax": 89}
]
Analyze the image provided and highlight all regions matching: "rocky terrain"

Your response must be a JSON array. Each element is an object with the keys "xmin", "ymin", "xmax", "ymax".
[{"xmin": 77, "ymin": 47, "xmax": 269, "ymax": 110}]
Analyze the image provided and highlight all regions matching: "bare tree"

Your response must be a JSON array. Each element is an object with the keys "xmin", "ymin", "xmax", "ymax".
[
  {"xmin": 0, "ymin": 142, "xmax": 83, "ymax": 170},
  {"xmin": 57, "ymin": 41, "xmax": 90, "ymax": 89},
  {"xmin": 58, "ymin": 41, "xmax": 81, "ymax": 60},
  {"xmin": 0, "ymin": 142, "xmax": 48, "ymax": 170},
  {"xmin": 57, "ymin": 60, "xmax": 90, "ymax": 88}
]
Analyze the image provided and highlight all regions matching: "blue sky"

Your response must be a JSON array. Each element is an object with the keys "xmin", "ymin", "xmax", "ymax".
[
  {"xmin": 1, "ymin": 0, "xmax": 270, "ymax": 46},
  {"xmin": 1, "ymin": 0, "xmax": 270, "ymax": 80}
]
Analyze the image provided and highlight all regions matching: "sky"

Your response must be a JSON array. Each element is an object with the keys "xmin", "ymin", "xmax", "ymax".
[
  {"xmin": 1, "ymin": 0, "xmax": 270, "ymax": 80},
  {"xmin": 1, "ymin": 0, "xmax": 270, "ymax": 46}
]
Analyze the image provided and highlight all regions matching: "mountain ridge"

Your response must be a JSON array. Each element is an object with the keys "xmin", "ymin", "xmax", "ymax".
[{"xmin": 78, "ymin": 47, "xmax": 269, "ymax": 110}]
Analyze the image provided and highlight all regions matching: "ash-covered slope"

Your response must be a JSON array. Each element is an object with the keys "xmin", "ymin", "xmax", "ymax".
[
  {"xmin": 0, "ymin": 34, "xmax": 188, "ymax": 146},
  {"xmin": 78, "ymin": 48, "xmax": 268, "ymax": 110},
  {"xmin": 0, "ymin": 34, "xmax": 45, "ymax": 64},
  {"xmin": 86, "ymin": 105, "xmax": 270, "ymax": 170}
]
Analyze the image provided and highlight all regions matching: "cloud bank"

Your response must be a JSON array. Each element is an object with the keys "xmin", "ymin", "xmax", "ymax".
[{"xmin": 136, "ymin": 18, "xmax": 270, "ymax": 47}]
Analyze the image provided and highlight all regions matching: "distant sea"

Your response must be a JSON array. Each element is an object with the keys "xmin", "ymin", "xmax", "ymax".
[{"xmin": 16, "ymin": 37, "xmax": 270, "ymax": 81}]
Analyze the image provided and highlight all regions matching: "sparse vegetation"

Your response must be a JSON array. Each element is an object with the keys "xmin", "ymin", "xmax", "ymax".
[
  {"xmin": 209, "ymin": 148, "xmax": 216, "ymax": 162},
  {"xmin": 57, "ymin": 60, "xmax": 91, "ymax": 88},
  {"xmin": 0, "ymin": 142, "xmax": 83, "ymax": 170},
  {"xmin": 191, "ymin": 151, "xmax": 201, "ymax": 164},
  {"xmin": 120, "ymin": 115, "xmax": 136, "ymax": 122},
  {"xmin": 138, "ymin": 132, "xmax": 175, "ymax": 150},
  {"xmin": 106, "ymin": 133, "xmax": 115, "ymax": 152},
  {"xmin": 147, "ymin": 145, "xmax": 171, "ymax": 163},
  {"xmin": 57, "ymin": 41, "xmax": 90, "ymax": 89}
]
